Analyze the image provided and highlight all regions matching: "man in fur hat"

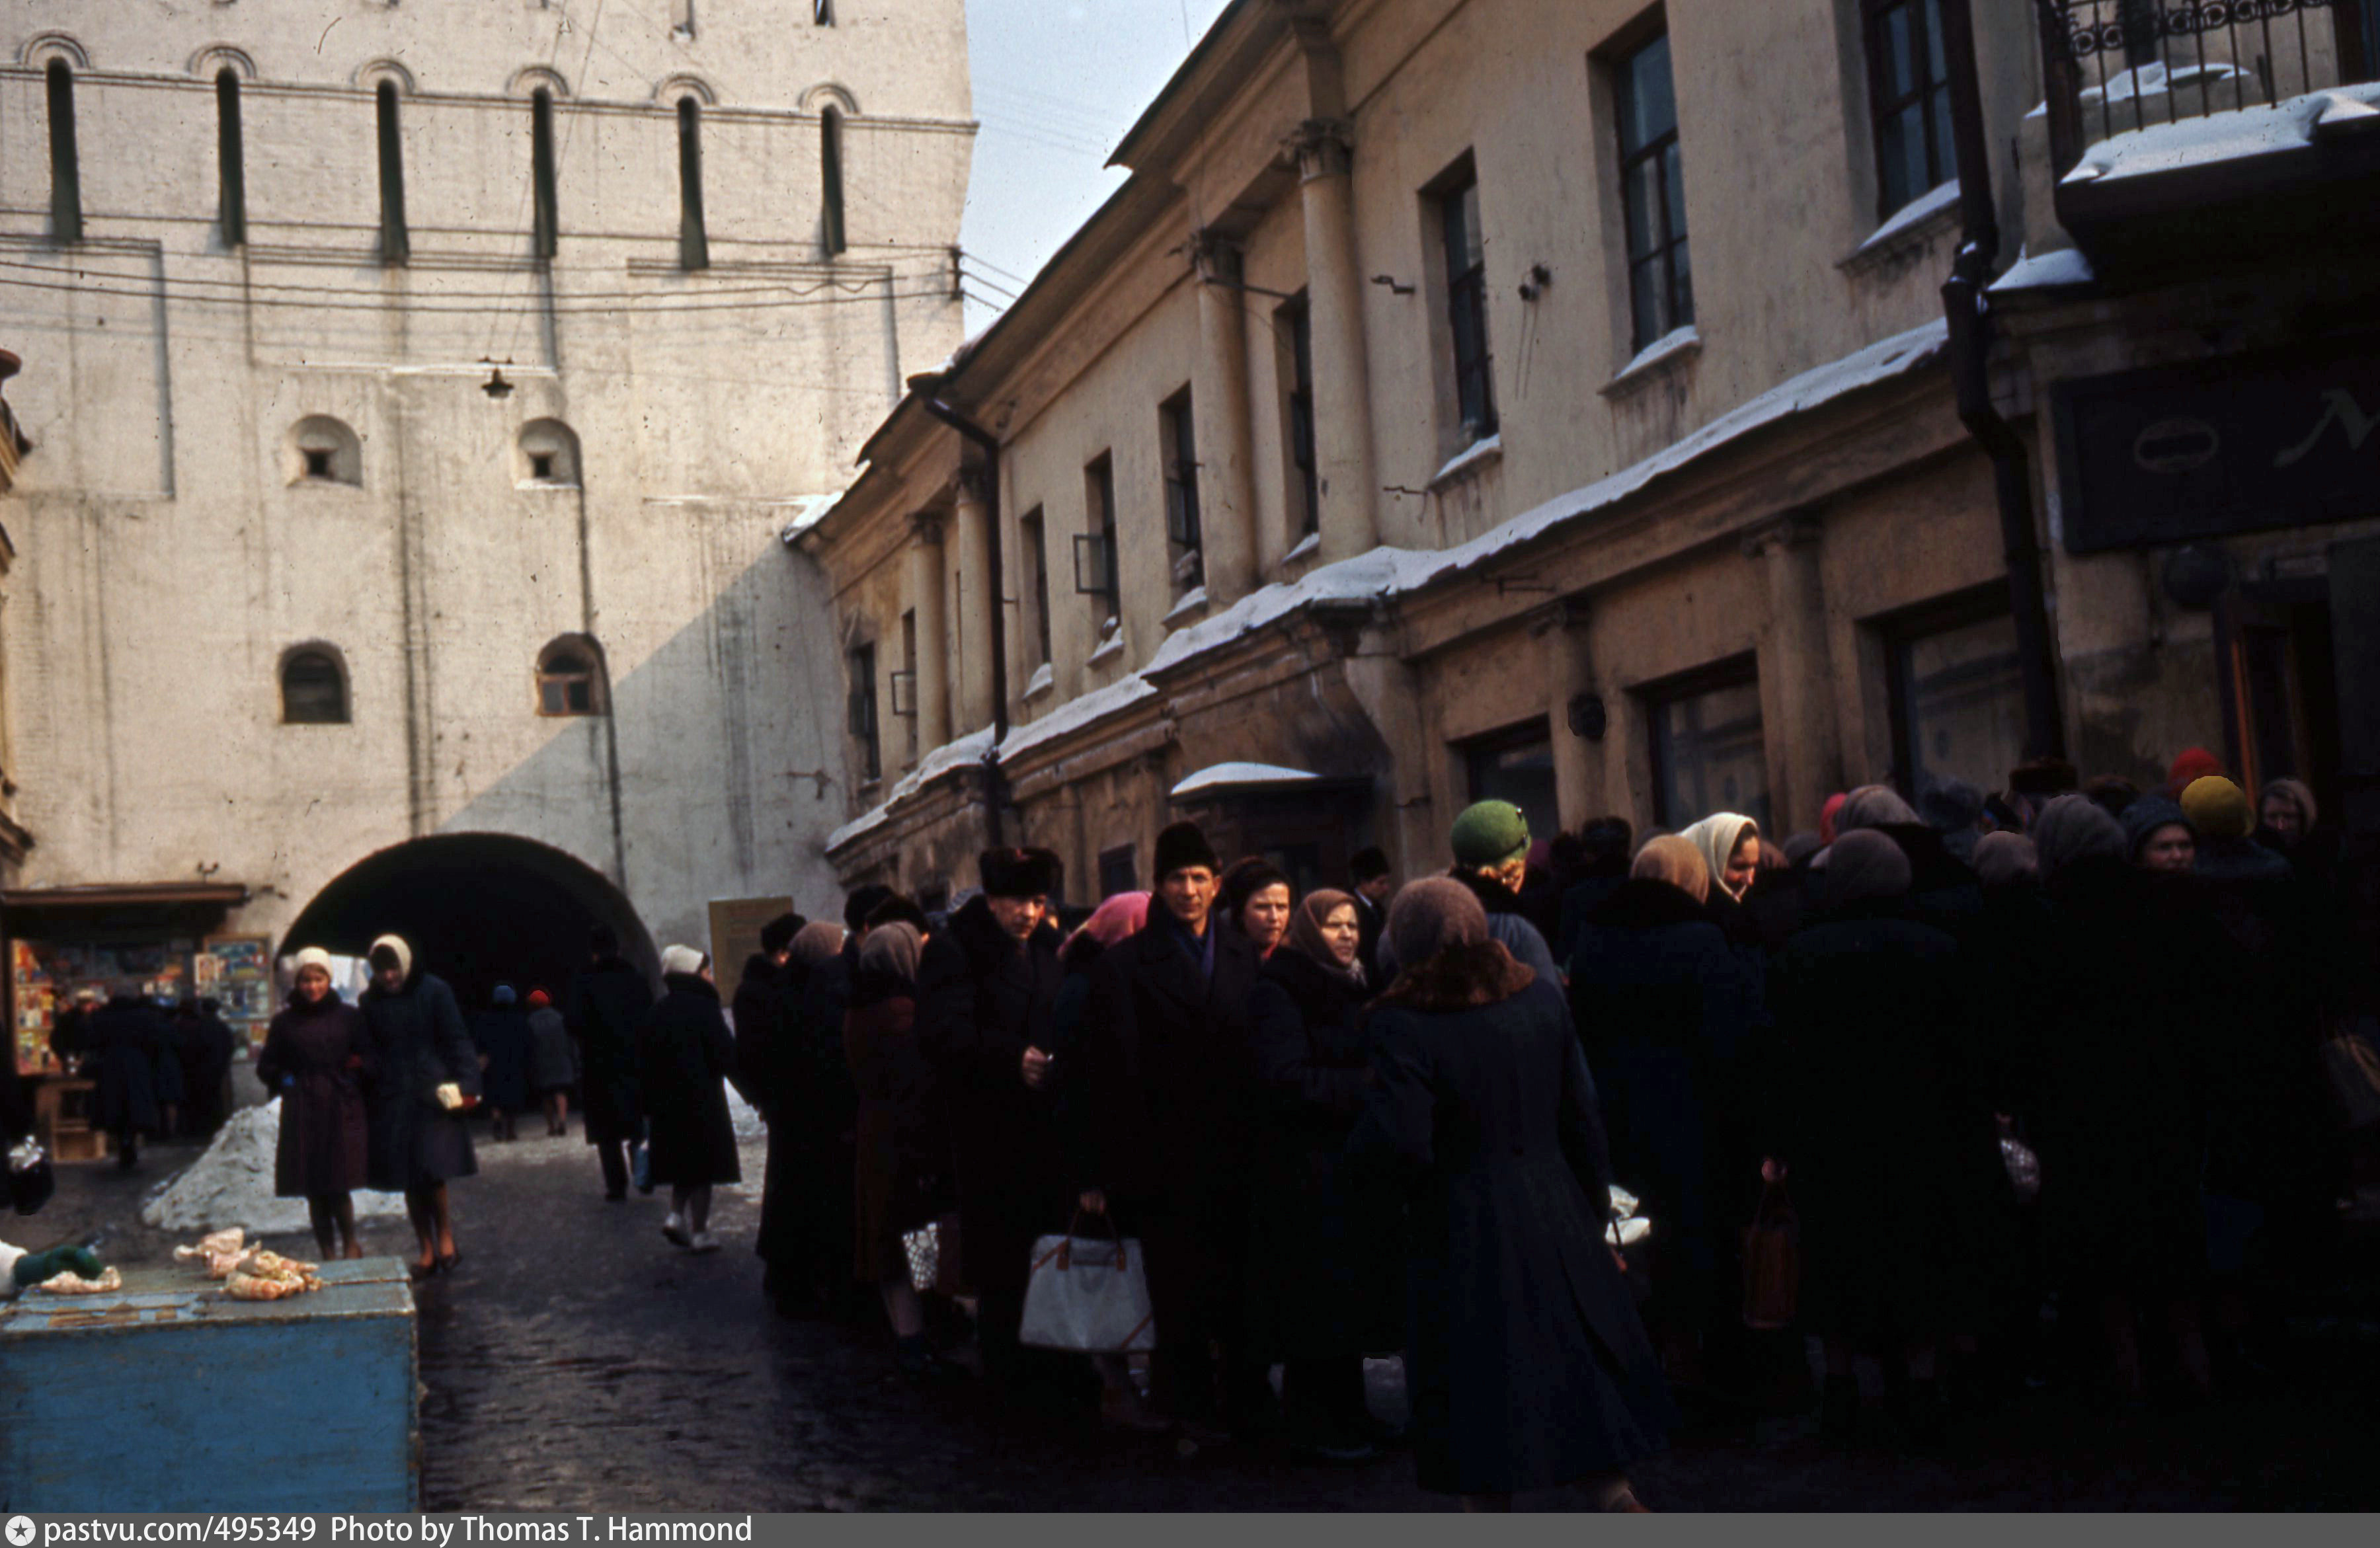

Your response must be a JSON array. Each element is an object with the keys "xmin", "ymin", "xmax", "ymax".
[
  {"xmin": 917, "ymin": 847, "xmax": 1071, "ymax": 1392},
  {"xmin": 1071, "ymin": 820, "xmax": 1272, "ymax": 1442}
]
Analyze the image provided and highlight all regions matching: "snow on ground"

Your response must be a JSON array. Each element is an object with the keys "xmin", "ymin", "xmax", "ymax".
[{"xmin": 141, "ymin": 1100, "xmax": 408, "ymax": 1235}]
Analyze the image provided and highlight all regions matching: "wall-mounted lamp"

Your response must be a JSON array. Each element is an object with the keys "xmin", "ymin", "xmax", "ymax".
[{"xmin": 482, "ymin": 367, "xmax": 514, "ymax": 400}]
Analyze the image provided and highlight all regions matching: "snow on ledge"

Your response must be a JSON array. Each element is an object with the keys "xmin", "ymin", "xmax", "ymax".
[
  {"xmin": 2063, "ymin": 81, "xmax": 2380, "ymax": 186},
  {"xmin": 1857, "ymin": 180, "xmax": 1960, "ymax": 254},
  {"xmin": 1170, "ymin": 762, "xmax": 1321, "ymax": 798},
  {"xmin": 999, "ymin": 673, "xmax": 1160, "ymax": 762},
  {"xmin": 826, "ymin": 725, "xmax": 995, "ymax": 851},
  {"xmin": 1023, "ymin": 662, "xmax": 1055, "ymax": 699},
  {"xmin": 1431, "ymin": 432, "xmax": 1503, "ymax": 488},
  {"xmin": 1603, "ymin": 326, "xmax": 1702, "ymax": 393},
  {"xmin": 1162, "ymin": 585, "xmax": 1210, "ymax": 626},
  {"xmin": 777, "ymin": 490, "xmax": 847, "ymax": 544},
  {"xmin": 1990, "ymin": 245, "xmax": 2096, "ymax": 292},
  {"xmin": 1283, "ymin": 531, "xmax": 1321, "ymax": 565}
]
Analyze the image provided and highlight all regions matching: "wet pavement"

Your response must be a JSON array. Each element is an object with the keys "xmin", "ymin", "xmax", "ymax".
[{"xmin": 26, "ymin": 1114, "xmax": 2380, "ymax": 1510}]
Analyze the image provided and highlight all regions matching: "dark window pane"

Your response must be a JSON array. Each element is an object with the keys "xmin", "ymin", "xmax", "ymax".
[
  {"xmin": 1899, "ymin": 613, "xmax": 2025, "ymax": 800},
  {"xmin": 1662, "ymin": 144, "xmax": 1688, "ymax": 246},
  {"xmin": 1883, "ymin": 4, "xmax": 1918, "ymax": 97},
  {"xmin": 1620, "ymin": 35, "xmax": 1676, "ymax": 153},
  {"xmin": 1651, "ymin": 677, "xmax": 1769, "ymax": 832},
  {"xmin": 1464, "ymin": 726, "xmax": 1559, "ymax": 845},
  {"xmin": 1625, "ymin": 157, "xmax": 1662, "ymax": 260},
  {"xmin": 1630, "ymin": 256, "xmax": 1665, "ymax": 350},
  {"xmin": 1881, "ymin": 104, "xmax": 1920, "ymax": 210},
  {"xmin": 566, "ymin": 679, "xmax": 592, "ymax": 713},
  {"xmin": 1923, "ymin": 0, "xmax": 1948, "ymax": 83},
  {"xmin": 1671, "ymin": 237, "xmax": 1694, "ymax": 326},
  {"xmin": 540, "ymin": 680, "xmax": 567, "ymax": 715},
  {"xmin": 282, "ymin": 654, "xmax": 346, "ymax": 724},
  {"xmin": 1928, "ymin": 85, "xmax": 1955, "ymax": 188}
]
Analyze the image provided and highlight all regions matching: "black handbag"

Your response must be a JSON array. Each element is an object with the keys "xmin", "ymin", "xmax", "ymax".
[{"xmin": 9, "ymin": 1136, "xmax": 56, "ymax": 1216}]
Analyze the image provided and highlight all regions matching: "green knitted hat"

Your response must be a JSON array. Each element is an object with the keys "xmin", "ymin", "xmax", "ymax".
[{"xmin": 1450, "ymin": 800, "xmax": 1530, "ymax": 868}]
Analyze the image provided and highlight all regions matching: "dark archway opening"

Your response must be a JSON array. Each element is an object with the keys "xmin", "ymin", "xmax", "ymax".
[{"xmin": 281, "ymin": 833, "xmax": 658, "ymax": 1009}]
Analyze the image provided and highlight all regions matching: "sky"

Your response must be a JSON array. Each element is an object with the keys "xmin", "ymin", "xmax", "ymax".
[{"xmin": 958, "ymin": 0, "xmax": 1236, "ymax": 334}]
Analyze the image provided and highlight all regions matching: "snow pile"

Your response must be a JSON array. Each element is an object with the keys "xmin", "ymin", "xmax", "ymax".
[
  {"xmin": 141, "ymin": 1101, "xmax": 407, "ymax": 1235},
  {"xmin": 727, "ymin": 1085, "xmax": 766, "ymax": 1145}
]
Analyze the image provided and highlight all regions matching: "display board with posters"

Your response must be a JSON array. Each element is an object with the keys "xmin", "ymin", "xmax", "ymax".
[
  {"xmin": 9, "ymin": 936, "xmax": 198, "ymax": 1075},
  {"xmin": 199, "ymin": 935, "xmax": 275, "ymax": 1050},
  {"xmin": 707, "ymin": 895, "xmax": 795, "ymax": 995}
]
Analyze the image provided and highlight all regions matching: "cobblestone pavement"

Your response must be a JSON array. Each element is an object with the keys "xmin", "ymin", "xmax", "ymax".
[{"xmin": 30, "ymin": 1119, "xmax": 2380, "ymax": 1511}]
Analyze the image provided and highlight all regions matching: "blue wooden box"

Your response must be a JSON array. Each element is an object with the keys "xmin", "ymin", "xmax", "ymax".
[{"xmin": 0, "ymin": 1256, "xmax": 418, "ymax": 1512}]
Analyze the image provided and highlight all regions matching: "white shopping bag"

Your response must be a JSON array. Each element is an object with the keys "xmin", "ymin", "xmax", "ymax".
[{"xmin": 1017, "ymin": 1221, "xmax": 1156, "ymax": 1354}]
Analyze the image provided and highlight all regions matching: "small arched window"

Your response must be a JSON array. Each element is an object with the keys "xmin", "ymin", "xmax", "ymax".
[
  {"xmin": 377, "ymin": 79, "xmax": 409, "ymax": 266},
  {"xmin": 289, "ymin": 415, "xmax": 362, "ymax": 486},
  {"xmin": 47, "ymin": 59, "xmax": 81, "ymax": 244},
  {"xmin": 281, "ymin": 648, "xmax": 349, "ymax": 724},
  {"xmin": 820, "ymin": 105, "xmax": 846, "ymax": 256},
  {"xmin": 518, "ymin": 418, "xmax": 580, "ymax": 486},
  {"xmin": 536, "ymin": 636, "xmax": 608, "ymax": 716},
  {"xmin": 677, "ymin": 97, "xmax": 708, "ymax": 271},
  {"xmin": 218, "ymin": 71, "xmax": 247, "ymax": 247},
  {"xmin": 531, "ymin": 88, "xmax": 559, "ymax": 260}
]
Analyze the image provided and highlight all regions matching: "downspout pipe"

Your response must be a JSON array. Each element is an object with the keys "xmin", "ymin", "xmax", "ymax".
[
  {"xmin": 1939, "ymin": 0, "xmax": 2065, "ymax": 761},
  {"xmin": 918, "ymin": 384, "xmax": 1011, "ymax": 847}
]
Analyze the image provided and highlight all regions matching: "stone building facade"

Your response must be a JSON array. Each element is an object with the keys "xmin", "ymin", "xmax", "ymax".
[
  {"xmin": 0, "ymin": 1, "xmax": 972, "ymax": 1048},
  {"xmin": 802, "ymin": 0, "xmax": 2379, "ymax": 906}
]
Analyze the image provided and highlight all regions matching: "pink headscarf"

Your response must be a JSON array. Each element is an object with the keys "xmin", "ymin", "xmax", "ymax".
[
  {"xmin": 1818, "ymin": 793, "xmax": 1848, "ymax": 847},
  {"xmin": 1064, "ymin": 891, "xmax": 1150, "ymax": 957}
]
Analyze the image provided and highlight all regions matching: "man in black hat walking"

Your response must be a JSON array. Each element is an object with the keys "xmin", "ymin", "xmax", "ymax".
[
  {"xmin": 1071, "ymin": 820, "xmax": 1271, "ymax": 1442},
  {"xmin": 917, "ymin": 847, "xmax": 1071, "ymax": 1393}
]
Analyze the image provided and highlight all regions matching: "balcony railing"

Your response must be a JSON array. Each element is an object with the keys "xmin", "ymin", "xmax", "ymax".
[{"xmin": 2035, "ymin": 1, "xmax": 2377, "ymax": 173}]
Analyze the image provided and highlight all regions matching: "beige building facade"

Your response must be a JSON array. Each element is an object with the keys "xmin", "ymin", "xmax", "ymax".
[
  {"xmin": 0, "ymin": 1, "xmax": 973, "ymax": 1059},
  {"xmin": 809, "ymin": 0, "xmax": 2380, "ymax": 907}
]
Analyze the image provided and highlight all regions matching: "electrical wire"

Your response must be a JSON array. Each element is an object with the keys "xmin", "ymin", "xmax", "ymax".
[
  {"xmin": 0, "ymin": 256, "xmax": 947, "ymax": 305},
  {"xmin": 0, "ymin": 271, "xmax": 960, "ymax": 317}
]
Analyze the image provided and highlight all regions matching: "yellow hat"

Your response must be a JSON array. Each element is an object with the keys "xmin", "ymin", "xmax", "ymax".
[{"xmin": 2180, "ymin": 775, "xmax": 2252, "ymax": 841}]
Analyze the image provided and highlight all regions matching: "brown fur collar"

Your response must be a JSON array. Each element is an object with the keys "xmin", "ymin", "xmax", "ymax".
[{"xmin": 1374, "ymin": 940, "xmax": 1536, "ymax": 1013}]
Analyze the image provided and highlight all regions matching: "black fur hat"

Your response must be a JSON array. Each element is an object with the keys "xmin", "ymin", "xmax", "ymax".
[
  {"xmin": 1153, "ymin": 821, "xmax": 1220, "ymax": 881},
  {"xmin": 979, "ymin": 847, "xmax": 1060, "ymax": 899}
]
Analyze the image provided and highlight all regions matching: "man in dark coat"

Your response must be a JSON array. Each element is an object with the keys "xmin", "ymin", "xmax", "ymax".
[
  {"xmin": 1072, "ymin": 821, "xmax": 1270, "ymax": 1440},
  {"xmin": 89, "ymin": 993, "xmax": 165, "ymax": 1169},
  {"xmin": 917, "ymin": 848, "xmax": 1068, "ymax": 1391},
  {"xmin": 1345, "ymin": 847, "xmax": 1393, "ymax": 984},
  {"xmin": 1553, "ymin": 815, "xmax": 1635, "ymax": 968},
  {"xmin": 731, "ymin": 912, "xmax": 804, "ymax": 1110},
  {"xmin": 567, "ymin": 925, "xmax": 651, "ymax": 1202}
]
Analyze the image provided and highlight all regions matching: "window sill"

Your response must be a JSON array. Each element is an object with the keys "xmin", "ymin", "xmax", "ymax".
[
  {"xmin": 1840, "ymin": 180, "xmax": 1961, "ymax": 278},
  {"xmin": 1599, "ymin": 325, "xmax": 1701, "ymax": 401},
  {"xmin": 1283, "ymin": 531, "xmax": 1321, "ymax": 566},
  {"xmin": 1087, "ymin": 635, "xmax": 1127, "ymax": 670},
  {"xmin": 1162, "ymin": 586, "xmax": 1209, "ymax": 628},
  {"xmin": 1429, "ymin": 432, "xmax": 1503, "ymax": 492},
  {"xmin": 1022, "ymin": 662, "xmax": 1056, "ymax": 703},
  {"xmin": 516, "ymin": 479, "xmax": 580, "ymax": 492}
]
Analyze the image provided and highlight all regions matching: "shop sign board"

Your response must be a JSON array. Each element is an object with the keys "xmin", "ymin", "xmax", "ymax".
[{"xmin": 2053, "ymin": 336, "xmax": 2380, "ymax": 555}]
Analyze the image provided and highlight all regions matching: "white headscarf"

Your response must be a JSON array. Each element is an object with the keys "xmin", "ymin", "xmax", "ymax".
[
  {"xmin": 660, "ymin": 944, "xmax": 709, "ymax": 978},
  {"xmin": 368, "ymin": 934, "xmax": 413, "ymax": 981},
  {"xmin": 1679, "ymin": 814, "xmax": 1760, "ymax": 902}
]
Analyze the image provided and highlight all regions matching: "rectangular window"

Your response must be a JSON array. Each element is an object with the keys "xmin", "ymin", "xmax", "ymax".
[
  {"xmin": 848, "ymin": 643, "xmax": 881, "ymax": 784},
  {"xmin": 217, "ymin": 72, "xmax": 247, "ymax": 248},
  {"xmin": 815, "ymin": 0, "xmax": 836, "ymax": 22},
  {"xmin": 1616, "ymin": 29, "xmax": 1691, "ymax": 352},
  {"xmin": 1645, "ymin": 662, "xmax": 1769, "ymax": 832},
  {"xmin": 1887, "ymin": 598, "xmax": 2026, "ymax": 804},
  {"xmin": 1076, "ymin": 454, "xmax": 1119, "ymax": 611},
  {"xmin": 1278, "ymin": 293, "xmax": 1320, "ymax": 539},
  {"xmin": 821, "ymin": 108, "xmax": 847, "ymax": 257},
  {"xmin": 532, "ymin": 89, "xmax": 559, "ymax": 260},
  {"xmin": 1462, "ymin": 721, "xmax": 1558, "ymax": 847},
  {"xmin": 1438, "ymin": 163, "xmax": 1497, "ymax": 440},
  {"xmin": 377, "ymin": 82, "xmax": 409, "ymax": 266},
  {"xmin": 1865, "ymin": 0, "xmax": 1955, "ymax": 219},
  {"xmin": 1020, "ymin": 506, "xmax": 1052, "ymax": 670},
  {"xmin": 899, "ymin": 610, "xmax": 920, "ymax": 763},
  {"xmin": 1160, "ymin": 389, "xmax": 1203, "ymax": 595},
  {"xmin": 46, "ymin": 61, "xmax": 81, "ymax": 244},
  {"xmin": 677, "ymin": 97, "xmax": 709, "ymax": 271}
]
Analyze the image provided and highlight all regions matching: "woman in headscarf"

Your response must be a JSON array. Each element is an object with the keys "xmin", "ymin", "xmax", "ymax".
[
  {"xmin": 1837, "ymin": 784, "xmax": 1985, "ymax": 939},
  {"xmin": 526, "ymin": 988, "xmax": 575, "ymax": 1137},
  {"xmin": 470, "ymin": 985, "xmax": 533, "ymax": 1143},
  {"xmin": 2018, "ymin": 794, "xmax": 2215, "ymax": 1401},
  {"xmin": 1566, "ymin": 835, "xmax": 1767, "ymax": 1395},
  {"xmin": 257, "ymin": 947, "xmax": 374, "ymax": 1260},
  {"xmin": 1766, "ymin": 830, "xmax": 1992, "ymax": 1446},
  {"xmin": 1679, "ymin": 814, "xmax": 1761, "ymax": 907},
  {"xmin": 359, "ymin": 934, "xmax": 480, "ymax": 1280},
  {"xmin": 842, "ymin": 921, "xmax": 945, "ymax": 1377},
  {"xmin": 639, "ymin": 945, "xmax": 740, "ymax": 1254},
  {"xmin": 1351, "ymin": 879, "xmax": 1672, "ymax": 1510},
  {"xmin": 1246, "ymin": 888, "xmax": 1400, "ymax": 1461},
  {"xmin": 2120, "ymin": 796, "xmax": 2196, "ymax": 873}
]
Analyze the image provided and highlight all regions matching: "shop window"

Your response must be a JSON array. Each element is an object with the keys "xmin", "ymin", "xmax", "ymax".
[
  {"xmin": 280, "ymin": 648, "xmax": 348, "ymax": 725},
  {"xmin": 1885, "ymin": 596, "xmax": 2026, "ymax": 805},
  {"xmin": 536, "ymin": 636, "xmax": 608, "ymax": 716},
  {"xmin": 377, "ymin": 81, "xmax": 409, "ymax": 266},
  {"xmin": 678, "ymin": 97, "xmax": 709, "ymax": 271},
  {"xmin": 848, "ymin": 642, "xmax": 881, "ymax": 783},
  {"xmin": 532, "ymin": 88, "xmax": 559, "ymax": 260},
  {"xmin": 1276, "ymin": 292, "xmax": 1319, "ymax": 541},
  {"xmin": 1613, "ymin": 24, "xmax": 1692, "ymax": 352},
  {"xmin": 1645, "ymin": 661, "xmax": 1769, "ymax": 832},
  {"xmin": 1461, "ymin": 720, "xmax": 1559, "ymax": 850},
  {"xmin": 218, "ymin": 71, "xmax": 247, "ymax": 248},
  {"xmin": 1432, "ymin": 157, "xmax": 1497, "ymax": 442},
  {"xmin": 518, "ymin": 418, "xmax": 580, "ymax": 486},
  {"xmin": 289, "ymin": 416, "xmax": 362, "ymax": 486},
  {"xmin": 1864, "ymin": 0, "xmax": 1955, "ymax": 221},
  {"xmin": 821, "ymin": 106, "xmax": 847, "ymax": 256},
  {"xmin": 1160, "ymin": 389, "xmax": 1203, "ymax": 595},
  {"xmin": 46, "ymin": 59, "xmax": 81, "ymax": 245}
]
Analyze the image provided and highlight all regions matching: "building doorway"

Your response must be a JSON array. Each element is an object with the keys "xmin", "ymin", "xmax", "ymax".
[
  {"xmin": 2221, "ymin": 578, "xmax": 2344, "ymax": 826},
  {"xmin": 281, "ymin": 833, "xmax": 658, "ymax": 1007}
]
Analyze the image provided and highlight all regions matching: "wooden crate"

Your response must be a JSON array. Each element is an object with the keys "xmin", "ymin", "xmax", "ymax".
[
  {"xmin": 33, "ymin": 1078, "xmax": 107, "ymax": 1164},
  {"xmin": 0, "ymin": 1258, "xmax": 418, "ymax": 1510}
]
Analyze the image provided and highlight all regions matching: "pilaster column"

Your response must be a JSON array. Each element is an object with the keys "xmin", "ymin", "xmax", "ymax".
[
  {"xmin": 906, "ymin": 512, "xmax": 951, "ymax": 752},
  {"xmin": 1287, "ymin": 118, "xmax": 1377, "ymax": 562},
  {"xmin": 952, "ymin": 473, "xmax": 995, "ymax": 734},
  {"xmin": 1744, "ymin": 515, "xmax": 1839, "ymax": 833},
  {"xmin": 1536, "ymin": 599, "xmax": 1603, "ymax": 833},
  {"xmin": 1191, "ymin": 229, "xmax": 1259, "ymax": 601}
]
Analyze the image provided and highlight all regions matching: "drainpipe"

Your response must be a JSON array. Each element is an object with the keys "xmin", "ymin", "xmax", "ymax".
[
  {"xmin": 917, "ymin": 384, "xmax": 1011, "ymax": 847},
  {"xmin": 1940, "ymin": 0, "xmax": 2065, "ymax": 761}
]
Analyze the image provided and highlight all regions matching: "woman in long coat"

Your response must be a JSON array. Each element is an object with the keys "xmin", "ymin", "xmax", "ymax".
[
  {"xmin": 1566, "ymin": 837, "xmax": 1766, "ymax": 1388},
  {"xmin": 89, "ymin": 994, "xmax": 164, "ymax": 1171},
  {"xmin": 470, "ymin": 986, "xmax": 533, "ymax": 1143},
  {"xmin": 1351, "ymin": 878, "xmax": 1672, "ymax": 1509},
  {"xmin": 1246, "ymin": 888, "xmax": 1401, "ymax": 1459},
  {"xmin": 526, "ymin": 989, "xmax": 575, "ymax": 1137},
  {"xmin": 257, "ymin": 947, "xmax": 373, "ymax": 1259},
  {"xmin": 843, "ymin": 922, "xmax": 943, "ymax": 1375},
  {"xmin": 639, "ymin": 945, "xmax": 740, "ymax": 1253},
  {"xmin": 359, "ymin": 934, "xmax": 481, "ymax": 1280},
  {"xmin": 567, "ymin": 928, "xmax": 650, "ymax": 1202}
]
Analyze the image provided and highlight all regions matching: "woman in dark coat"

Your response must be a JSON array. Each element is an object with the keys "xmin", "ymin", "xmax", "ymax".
[
  {"xmin": 359, "ymin": 934, "xmax": 481, "ymax": 1280},
  {"xmin": 1566, "ymin": 836, "xmax": 1766, "ymax": 1389},
  {"xmin": 88, "ymin": 994, "xmax": 164, "ymax": 1171},
  {"xmin": 567, "ymin": 927, "xmax": 651, "ymax": 1201},
  {"xmin": 1246, "ymin": 888, "xmax": 1401, "ymax": 1459},
  {"xmin": 1765, "ymin": 830, "xmax": 1995, "ymax": 1442},
  {"xmin": 257, "ymin": 948, "xmax": 373, "ymax": 1259},
  {"xmin": 844, "ymin": 922, "xmax": 943, "ymax": 1375},
  {"xmin": 148, "ymin": 999, "xmax": 186, "ymax": 1141},
  {"xmin": 756, "ymin": 921, "xmax": 845, "ymax": 1314},
  {"xmin": 526, "ymin": 989, "xmax": 575, "ymax": 1136},
  {"xmin": 470, "ymin": 986, "xmax": 533, "ymax": 1142},
  {"xmin": 639, "ymin": 945, "xmax": 739, "ymax": 1253},
  {"xmin": 1350, "ymin": 878, "xmax": 1672, "ymax": 1510}
]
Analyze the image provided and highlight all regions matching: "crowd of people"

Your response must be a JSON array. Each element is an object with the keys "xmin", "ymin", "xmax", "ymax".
[{"xmin": 40, "ymin": 993, "xmax": 243, "ymax": 1167}]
